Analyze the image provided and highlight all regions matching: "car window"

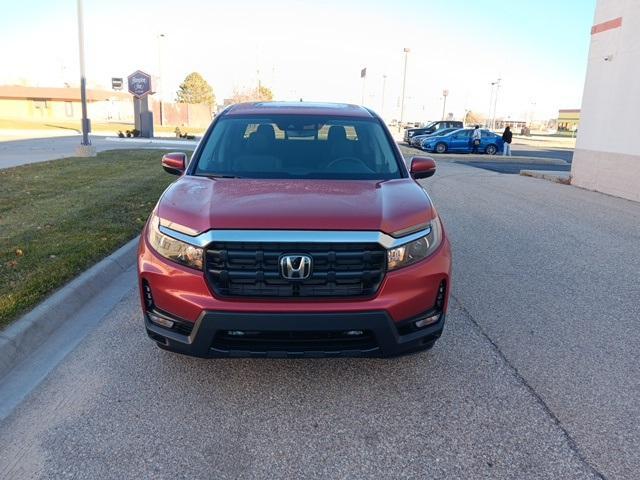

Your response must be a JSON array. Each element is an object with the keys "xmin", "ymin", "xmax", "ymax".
[
  {"xmin": 453, "ymin": 130, "xmax": 471, "ymax": 139},
  {"xmin": 195, "ymin": 115, "xmax": 402, "ymax": 180}
]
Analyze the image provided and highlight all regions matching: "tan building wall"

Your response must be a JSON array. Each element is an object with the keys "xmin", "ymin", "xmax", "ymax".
[
  {"xmin": 0, "ymin": 86, "xmax": 212, "ymax": 128},
  {"xmin": 571, "ymin": 1, "xmax": 640, "ymax": 202}
]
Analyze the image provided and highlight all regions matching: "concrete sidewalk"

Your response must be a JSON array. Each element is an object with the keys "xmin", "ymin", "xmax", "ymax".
[{"xmin": 0, "ymin": 135, "xmax": 195, "ymax": 170}]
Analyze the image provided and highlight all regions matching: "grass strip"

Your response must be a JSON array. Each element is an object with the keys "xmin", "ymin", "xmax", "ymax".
[{"xmin": 0, "ymin": 149, "xmax": 185, "ymax": 328}]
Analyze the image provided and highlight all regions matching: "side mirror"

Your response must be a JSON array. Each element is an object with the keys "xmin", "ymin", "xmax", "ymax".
[
  {"xmin": 410, "ymin": 156, "xmax": 436, "ymax": 179},
  {"xmin": 161, "ymin": 152, "xmax": 187, "ymax": 175}
]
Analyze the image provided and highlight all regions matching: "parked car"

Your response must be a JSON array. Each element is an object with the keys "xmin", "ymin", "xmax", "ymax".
[
  {"xmin": 404, "ymin": 120, "xmax": 464, "ymax": 143},
  {"xmin": 421, "ymin": 128, "xmax": 504, "ymax": 155},
  {"xmin": 139, "ymin": 102, "xmax": 452, "ymax": 358},
  {"xmin": 409, "ymin": 128, "xmax": 458, "ymax": 148}
]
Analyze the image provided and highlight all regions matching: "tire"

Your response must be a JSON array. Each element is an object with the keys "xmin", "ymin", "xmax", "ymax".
[
  {"xmin": 435, "ymin": 143, "xmax": 447, "ymax": 154},
  {"xmin": 485, "ymin": 144, "xmax": 497, "ymax": 155}
]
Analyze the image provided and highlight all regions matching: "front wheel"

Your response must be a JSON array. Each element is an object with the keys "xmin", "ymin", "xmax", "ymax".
[
  {"xmin": 435, "ymin": 143, "xmax": 447, "ymax": 154},
  {"xmin": 485, "ymin": 144, "xmax": 497, "ymax": 155}
]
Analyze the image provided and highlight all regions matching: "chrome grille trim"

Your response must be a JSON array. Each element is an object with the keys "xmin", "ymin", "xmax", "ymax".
[{"xmin": 158, "ymin": 225, "xmax": 432, "ymax": 249}]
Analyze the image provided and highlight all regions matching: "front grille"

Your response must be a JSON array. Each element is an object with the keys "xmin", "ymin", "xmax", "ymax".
[
  {"xmin": 212, "ymin": 330, "xmax": 377, "ymax": 352},
  {"xmin": 205, "ymin": 241, "xmax": 387, "ymax": 298}
]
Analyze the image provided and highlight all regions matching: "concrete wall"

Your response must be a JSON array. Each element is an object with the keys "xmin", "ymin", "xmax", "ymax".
[{"xmin": 571, "ymin": 0, "xmax": 640, "ymax": 202}]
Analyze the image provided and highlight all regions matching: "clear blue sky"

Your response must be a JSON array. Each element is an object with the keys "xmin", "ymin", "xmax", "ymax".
[{"xmin": 0, "ymin": 0, "xmax": 597, "ymax": 121}]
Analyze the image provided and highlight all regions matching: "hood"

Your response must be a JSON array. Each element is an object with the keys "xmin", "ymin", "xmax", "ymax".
[{"xmin": 157, "ymin": 176, "xmax": 434, "ymax": 235}]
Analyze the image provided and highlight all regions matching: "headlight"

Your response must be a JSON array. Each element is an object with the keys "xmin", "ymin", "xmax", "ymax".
[
  {"xmin": 147, "ymin": 213, "xmax": 203, "ymax": 270},
  {"xmin": 387, "ymin": 217, "xmax": 443, "ymax": 270}
]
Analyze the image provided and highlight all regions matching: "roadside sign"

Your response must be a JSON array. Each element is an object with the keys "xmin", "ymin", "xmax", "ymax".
[
  {"xmin": 127, "ymin": 70, "xmax": 152, "ymax": 98},
  {"xmin": 111, "ymin": 77, "xmax": 123, "ymax": 90}
]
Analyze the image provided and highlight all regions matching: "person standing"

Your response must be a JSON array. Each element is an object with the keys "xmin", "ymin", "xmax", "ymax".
[
  {"xmin": 471, "ymin": 125, "xmax": 482, "ymax": 154},
  {"xmin": 502, "ymin": 126, "xmax": 513, "ymax": 156}
]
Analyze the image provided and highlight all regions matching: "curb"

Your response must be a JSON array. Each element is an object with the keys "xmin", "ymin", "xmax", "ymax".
[
  {"xmin": 450, "ymin": 155, "xmax": 567, "ymax": 165},
  {"xmin": 0, "ymin": 237, "xmax": 139, "ymax": 382},
  {"xmin": 104, "ymin": 137, "xmax": 199, "ymax": 146},
  {"xmin": 520, "ymin": 169, "xmax": 572, "ymax": 184}
]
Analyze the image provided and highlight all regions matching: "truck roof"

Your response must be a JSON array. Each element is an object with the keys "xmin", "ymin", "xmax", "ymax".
[{"xmin": 223, "ymin": 101, "xmax": 375, "ymax": 118}]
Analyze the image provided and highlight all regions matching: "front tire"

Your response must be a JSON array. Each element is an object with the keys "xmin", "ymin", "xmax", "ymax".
[
  {"xmin": 485, "ymin": 144, "xmax": 497, "ymax": 155},
  {"xmin": 435, "ymin": 143, "xmax": 447, "ymax": 154}
]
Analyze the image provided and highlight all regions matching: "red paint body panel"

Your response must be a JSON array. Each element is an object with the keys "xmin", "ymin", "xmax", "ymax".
[
  {"xmin": 158, "ymin": 177, "xmax": 434, "ymax": 235},
  {"xmin": 138, "ymin": 226, "xmax": 451, "ymax": 324}
]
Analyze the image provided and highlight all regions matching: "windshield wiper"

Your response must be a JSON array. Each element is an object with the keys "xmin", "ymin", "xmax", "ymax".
[{"xmin": 202, "ymin": 174, "xmax": 243, "ymax": 179}]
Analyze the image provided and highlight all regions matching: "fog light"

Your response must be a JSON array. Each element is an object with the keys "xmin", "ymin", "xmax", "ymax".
[
  {"xmin": 415, "ymin": 313, "xmax": 440, "ymax": 329},
  {"xmin": 148, "ymin": 312, "xmax": 174, "ymax": 329},
  {"xmin": 227, "ymin": 330, "xmax": 245, "ymax": 336},
  {"xmin": 344, "ymin": 330, "xmax": 364, "ymax": 336}
]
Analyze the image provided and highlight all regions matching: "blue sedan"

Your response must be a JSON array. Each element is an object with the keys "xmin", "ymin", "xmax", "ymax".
[
  {"xmin": 410, "ymin": 128, "xmax": 459, "ymax": 148},
  {"xmin": 421, "ymin": 128, "xmax": 504, "ymax": 155}
]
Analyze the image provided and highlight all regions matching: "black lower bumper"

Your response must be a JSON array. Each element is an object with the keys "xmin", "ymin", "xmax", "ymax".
[{"xmin": 145, "ymin": 309, "xmax": 445, "ymax": 358}]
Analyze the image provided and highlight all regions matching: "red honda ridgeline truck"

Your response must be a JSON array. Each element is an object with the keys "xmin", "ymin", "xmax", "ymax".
[{"xmin": 138, "ymin": 102, "xmax": 452, "ymax": 358}]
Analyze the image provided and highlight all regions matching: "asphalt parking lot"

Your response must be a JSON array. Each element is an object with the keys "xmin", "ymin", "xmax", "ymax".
[
  {"xmin": 1, "ymin": 161, "xmax": 638, "ymax": 479},
  {"xmin": 460, "ymin": 161, "xmax": 571, "ymax": 174},
  {"xmin": 511, "ymin": 145, "xmax": 574, "ymax": 163}
]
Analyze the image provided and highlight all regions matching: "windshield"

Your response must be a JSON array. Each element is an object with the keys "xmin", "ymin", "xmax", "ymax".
[{"xmin": 194, "ymin": 115, "xmax": 403, "ymax": 180}]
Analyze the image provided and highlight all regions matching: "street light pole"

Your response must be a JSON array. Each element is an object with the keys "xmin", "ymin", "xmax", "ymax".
[
  {"xmin": 399, "ymin": 48, "xmax": 410, "ymax": 131},
  {"xmin": 491, "ymin": 78, "xmax": 501, "ymax": 130},
  {"xmin": 157, "ymin": 33, "xmax": 166, "ymax": 126},
  {"xmin": 76, "ymin": 0, "xmax": 90, "ymax": 147},
  {"xmin": 441, "ymin": 89, "xmax": 449, "ymax": 120},
  {"xmin": 381, "ymin": 74, "xmax": 387, "ymax": 116}
]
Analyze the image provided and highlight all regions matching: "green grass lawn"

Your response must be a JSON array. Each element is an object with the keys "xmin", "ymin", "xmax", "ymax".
[{"xmin": 0, "ymin": 149, "xmax": 185, "ymax": 329}]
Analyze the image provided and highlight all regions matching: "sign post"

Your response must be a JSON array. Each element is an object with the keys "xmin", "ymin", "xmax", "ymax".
[{"xmin": 127, "ymin": 70, "xmax": 154, "ymax": 138}]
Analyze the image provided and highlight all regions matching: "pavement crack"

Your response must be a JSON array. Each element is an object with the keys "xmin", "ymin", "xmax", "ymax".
[{"xmin": 451, "ymin": 293, "xmax": 609, "ymax": 480}]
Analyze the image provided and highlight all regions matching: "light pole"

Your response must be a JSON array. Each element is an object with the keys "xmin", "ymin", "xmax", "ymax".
[
  {"xmin": 487, "ymin": 82, "xmax": 495, "ymax": 128},
  {"xmin": 381, "ymin": 74, "xmax": 387, "ymax": 117},
  {"xmin": 76, "ymin": 0, "xmax": 91, "ymax": 150},
  {"xmin": 399, "ymin": 48, "xmax": 410, "ymax": 131},
  {"xmin": 441, "ymin": 89, "xmax": 449, "ymax": 120},
  {"xmin": 490, "ymin": 78, "xmax": 501, "ymax": 130},
  {"xmin": 157, "ymin": 33, "xmax": 166, "ymax": 126}
]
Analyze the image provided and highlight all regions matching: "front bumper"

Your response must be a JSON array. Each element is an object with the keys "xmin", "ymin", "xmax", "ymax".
[
  {"xmin": 145, "ymin": 309, "xmax": 445, "ymax": 358},
  {"xmin": 138, "ymin": 226, "xmax": 452, "ymax": 358}
]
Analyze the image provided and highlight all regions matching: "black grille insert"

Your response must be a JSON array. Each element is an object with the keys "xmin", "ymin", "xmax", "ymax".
[
  {"xmin": 205, "ymin": 241, "xmax": 386, "ymax": 297},
  {"xmin": 212, "ymin": 330, "xmax": 377, "ymax": 352}
]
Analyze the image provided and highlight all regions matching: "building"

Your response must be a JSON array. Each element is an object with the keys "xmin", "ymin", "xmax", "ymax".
[
  {"xmin": 494, "ymin": 119, "xmax": 527, "ymax": 131},
  {"xmin": 557, "ymin": 109, "xmax": 580, "ymax": 132},
  {"xmin": 0, "ymin": 85, "xmax": 133, "ymax": 122},
  {"xmin": 0, "ymin": 85, "xmax": 214, "ymax": 128},
  {"xmin": 571, "ymin": 1, "xmax": 640, "ymax": 202}
]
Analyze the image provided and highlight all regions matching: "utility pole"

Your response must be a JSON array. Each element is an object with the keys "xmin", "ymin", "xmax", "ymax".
[
  {"xmin": 399, "ymin": 48, "xmax": 410, "ymax": 131},
  {"xmin": 381, "ymin": 74, "xmax": 387, "ymax": 117},
  {"xmin": 441, "ymin": 89, "xmax": 449, "ymax": 120}
]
